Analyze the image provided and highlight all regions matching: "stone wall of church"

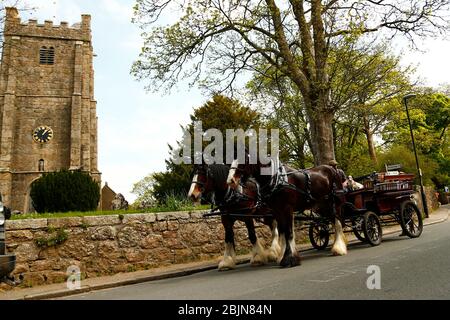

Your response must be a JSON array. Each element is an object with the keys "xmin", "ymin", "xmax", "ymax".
[
  {"xmin": 0, "ymin": 8, "xmax": 100, "ymax": 213},
  {"xmin": 12, "ymin": 97, "xmax": 72, "ymax": 172},
  {"xmin": 12, "ymin": 39, "xmax": 77, "ymax": 97}
]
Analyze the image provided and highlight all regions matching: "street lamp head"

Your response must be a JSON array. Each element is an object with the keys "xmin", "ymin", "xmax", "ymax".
[{"xmin": 403, "ymin": 93, "xmax": 417, "ymax": 101}]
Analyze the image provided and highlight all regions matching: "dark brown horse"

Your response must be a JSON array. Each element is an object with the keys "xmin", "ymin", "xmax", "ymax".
[
  {"xmin": 227, "ymin": 158, "xmax": 346, "ymax": 268},
  {"xmin": 188, "ymin": 164, "xmax": 281, "ymax": 270}
]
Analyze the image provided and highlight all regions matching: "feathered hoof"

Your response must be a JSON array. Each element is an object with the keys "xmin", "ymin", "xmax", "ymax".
[
  {"xmin": 266, "ymin": 250, "xmax": 279, "ymax": 263},
  {"xmin": 250, "ymin": 253, "xmax": 268, "ymax": 266},
  {"xmin": 331, "ymin": 246, "xmax": 348, "ymax": 256},
  {"xmin": 280, "ymin": 254, "xmax": 301, "ymax": 268},
  {"xmin": 218, "ymin": 256, "xmax": 236, "ymax": 271},
  {"xmin": 267, "ymin": 247, "xmax": 281, "ymax": 262}
]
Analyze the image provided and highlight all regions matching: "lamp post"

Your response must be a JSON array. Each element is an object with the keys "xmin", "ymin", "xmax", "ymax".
[{"xmin": 403, "ymin": 94, "xmax": 429, "ymax": 218}]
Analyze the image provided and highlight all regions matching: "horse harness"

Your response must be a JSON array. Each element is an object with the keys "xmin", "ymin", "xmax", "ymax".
[
  {"xmin": 199, "ymin": 162, "xmax": 342, "ymax": 219},
  {"xmin": 195, "ymin": 166, "xmax": 264, "ymax": 218},
  {"xmin": 257, "ymin": 163, "xmax": 315, "ymax": 206}
]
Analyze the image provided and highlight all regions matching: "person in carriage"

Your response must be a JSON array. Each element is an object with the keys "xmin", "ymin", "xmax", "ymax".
[{"xmin": 328, "ymin": 160, "xmax": 363, "ymax": 192}]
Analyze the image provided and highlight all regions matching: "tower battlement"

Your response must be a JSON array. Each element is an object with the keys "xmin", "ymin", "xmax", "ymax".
[{"xmin": 4, "ymin": 7, "xmax": 91, "ymax": 41}]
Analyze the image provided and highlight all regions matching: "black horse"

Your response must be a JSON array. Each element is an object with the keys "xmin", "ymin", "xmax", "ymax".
[
  {"xmin": 188, "ymin": 164, "xmax": 281, "ymax": 270},
  {"xmin": 227, "ymin": 157, "xmax": 346, "ymax": 268}
]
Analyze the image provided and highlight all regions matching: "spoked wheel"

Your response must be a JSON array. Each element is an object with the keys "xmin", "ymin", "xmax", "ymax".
[
  {"xmin": 363, "ymin": 211, "xmax": 382, "ymax": 246},
  {"xmin": 400, "ymin": 201, "xmax": 423, "ymax": 238},
  {"xmin": 309, "ymin": 222, "xmax": 330, "ymax": 250},
  {"xmin": 352, "ymin": 216, "xmax": 366, "ymax": 242}
]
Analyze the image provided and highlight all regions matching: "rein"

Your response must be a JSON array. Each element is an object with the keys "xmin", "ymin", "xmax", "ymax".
[{"xmin": 205, "ymin": 185, "xmax": 267, "ymax": 218}]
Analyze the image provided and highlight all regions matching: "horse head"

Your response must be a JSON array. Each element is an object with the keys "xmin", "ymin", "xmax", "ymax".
[
  {"xmin": 188, "ymin": 164, "xmax": 211, "ymax": 204},
  {"xmin": 188, "ymin": 163, "xmax": 232, "ymax": 205},
  {"xmin": 227, "ymin": 154, "xmax": 261, "ymax": 190},
  {"xmin": 227, "ymin": 152, "xmax": 275, "ymax": 190}
]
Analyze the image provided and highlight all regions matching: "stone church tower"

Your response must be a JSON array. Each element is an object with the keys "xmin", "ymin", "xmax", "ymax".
[{"xmin": 0, "ymin": 8, "xmax": 100, "ymax": 213}]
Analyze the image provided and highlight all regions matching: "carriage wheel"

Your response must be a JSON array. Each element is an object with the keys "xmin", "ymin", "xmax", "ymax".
[
  {"xmin": 400, "ymin": 201, "xmax": 423, "ymax": 238},
  {"xmin": 363, "ymin": 211, "xmax": 382, "ymax": 246},
  {"xmin": 352, "ymin": 216, "xmax": 366, "ymax": 242},
  {"xmin": 309, "ymin": 222, "xmax": 330, "ymax": 250}
]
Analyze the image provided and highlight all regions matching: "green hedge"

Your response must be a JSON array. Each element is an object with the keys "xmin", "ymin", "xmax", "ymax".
[{"xmin": 30, "ymin": 170, "xmax": 100, "ymax": 213}]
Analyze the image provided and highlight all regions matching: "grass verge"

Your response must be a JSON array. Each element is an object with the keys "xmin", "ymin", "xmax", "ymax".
[{"xmin": 10, "ymin": 205, "xmax": 210, "ymax": 220}]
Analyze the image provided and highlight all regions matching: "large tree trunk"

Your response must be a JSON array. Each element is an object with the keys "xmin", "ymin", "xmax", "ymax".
[
  {"xmin": 305, "ymin": 95, "xmax": 335, "ymax": 166},
  {"xmin": 363, "ymin": 115, "xmax": 378, "ymax": 165},
  {"xmin": 366, "ymin": 131, "xmax": 378, "ymax": 165},
  {"xmin": 270, "ymin": 0, "xmax": 335, "ymax": 166},
  {"xmin": 306, "ymin": 107, "xmax": 335, "ymax": 166}
]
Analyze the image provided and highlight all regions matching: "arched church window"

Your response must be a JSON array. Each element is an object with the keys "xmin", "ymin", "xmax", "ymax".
[
  {"xmin": 38, "ymin": 159, "xmax": 45, "ymax": 172},
  {"xmin": 39, "ymin": 46, "xmax": 55, "ymax": 65}
]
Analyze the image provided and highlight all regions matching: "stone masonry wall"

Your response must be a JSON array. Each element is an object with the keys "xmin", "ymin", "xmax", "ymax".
[
  {"xmin": 3, "ymin": 211, "xmax": 307, "ymax": 289},
  {"xmin": 414, "ymin": 186, "xmax": 440, "ymax": 215},
  {"xmin": 2, "ymin": 189, "xmax": 440, "ymax": 290},
  {"xmin": 0, "ymin": 8, "xmax": 99, "ymax": 212}
]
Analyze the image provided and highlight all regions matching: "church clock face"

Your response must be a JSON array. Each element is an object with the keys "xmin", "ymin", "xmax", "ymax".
[{"xmin": 33, "ymin": 126, "xmax": 53, "ymax": 143}]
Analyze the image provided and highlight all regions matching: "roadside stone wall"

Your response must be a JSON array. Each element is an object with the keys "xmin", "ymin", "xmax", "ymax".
[
  {"xmin": 414, "ymin": 186, "xmax": 440, "ymax": 214},
  {"xmin": 3, "ymin": 189, "xmax": 440, "ymax": 290},
  {"xmin": 3, "ymin": 211, "xmax": 307, "ymax": 289}
]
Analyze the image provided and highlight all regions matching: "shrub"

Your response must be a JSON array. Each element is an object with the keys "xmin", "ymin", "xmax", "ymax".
[
  {"xmin": 30, "ymin": 170, "xmax": 100, "ymax": 213},
  {"xmin": 35, "ymin": 227, "xmax": 69, "ymax": 248},
  {"xmin": 162, "ymin": 192, "xmax": 194, "ymax": 211}
]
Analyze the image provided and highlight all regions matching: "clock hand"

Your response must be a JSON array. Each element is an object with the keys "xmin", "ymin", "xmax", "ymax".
[{"xmin": 43, "ymin": 129, "xmax": 51, "ymax": 138}]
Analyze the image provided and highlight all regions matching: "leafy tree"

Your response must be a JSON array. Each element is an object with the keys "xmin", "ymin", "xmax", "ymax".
[
  {"xmin": 30, "ymin": 170, "xmax": 100, "ymax": 213},
  {"xmin": 191, "ymin": 94, "xmax": 260, "ymax": 133},
  {"xmin": 245, "ymin": 58, "xmax": 312, "ymax": 168},
  {"xmin": 132, "ymin": 0, "xmax": 449, "ymax": 165},
  {"xmin": 424, "ymin": 93, "xmax": 450, "ymax": 142},
  {"xmin": 383, "ymin": 90, "xmax": 450, "ymax": 187},
  {"xmin": 131, "ymin": 173, "xmax": 157, "ymax": 208},
  {"xmin": 138, "ymin": 95, "xmax": 261, "ymax": 204},
  {"xmin": 377, "ymin": 145, "xmax": 439, "ymax": 186},
  {"xmin": 151, "ymin": 162, "xmax": 193, "ymax": 204},
  {"xmin": 247, "ymin": 40, "xmax": 413, "ymax": 169},
  {"xmin": 332, "ymin": 45, "xmax": 414, "ymax": 165}
]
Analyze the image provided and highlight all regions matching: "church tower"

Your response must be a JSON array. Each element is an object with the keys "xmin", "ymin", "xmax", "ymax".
[{"xmin": 0, "ymin": 7, "xmax": 100, "ymax": 213}]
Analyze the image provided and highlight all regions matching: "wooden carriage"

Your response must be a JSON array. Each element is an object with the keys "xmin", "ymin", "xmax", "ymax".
[{"xmin": 306, "ymin": 170, "xmax": 424, "ymax": 250}]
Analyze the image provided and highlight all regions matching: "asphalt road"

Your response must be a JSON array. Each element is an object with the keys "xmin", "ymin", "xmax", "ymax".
[{"xmin": 62, "ymin": 219, "xmax": 450, "ymax": 300}]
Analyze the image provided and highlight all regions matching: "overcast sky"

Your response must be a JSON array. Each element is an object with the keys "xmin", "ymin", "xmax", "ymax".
[{"xmin": 4, "ymin": 0, "xmax": 450, "ymax": 202}]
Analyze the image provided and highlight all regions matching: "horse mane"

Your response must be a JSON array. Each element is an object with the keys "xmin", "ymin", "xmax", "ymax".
[{"xmin": 207, "ymin": 164, "xmax": 230, "ymax": 191}]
